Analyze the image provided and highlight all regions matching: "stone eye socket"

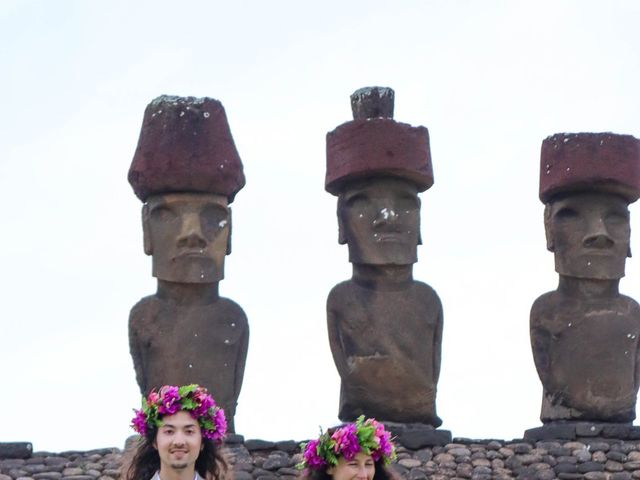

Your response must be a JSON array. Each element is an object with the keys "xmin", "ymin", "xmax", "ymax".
[
  {"xmin": 151, "ymin": 206, "xmax": 177, "ymax": 223},
  {"xmin": 554, "ymin": 207, "xmax": 578, "ymax": 221},
  {"xmin": 200, "ymin": 206, "xmax": 228, "ymax": 236}
]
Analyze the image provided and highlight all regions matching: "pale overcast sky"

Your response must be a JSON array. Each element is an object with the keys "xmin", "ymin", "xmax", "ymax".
[{"xmin": 1, "ymin": 0, "xmax": 640, "ymax": 451}]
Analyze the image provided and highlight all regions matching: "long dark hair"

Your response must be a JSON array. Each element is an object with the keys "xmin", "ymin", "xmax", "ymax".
[{"xmin": 123, "ymin": 428, "xmax": 228, "ymax": 480}]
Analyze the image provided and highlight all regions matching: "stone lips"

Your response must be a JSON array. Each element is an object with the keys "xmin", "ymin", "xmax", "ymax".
[
  {"xmin": 325, "ymin": 118, "xmax": 434, "ymax": 195},
  {"xmin": 539, "ymin": 132, "xmax": 640, "ymax": 203},
  {"xmin": 128, "ymin": 95, "xmax": 246, "ymax": 202}
]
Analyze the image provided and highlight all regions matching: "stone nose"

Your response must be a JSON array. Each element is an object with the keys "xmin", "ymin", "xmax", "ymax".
[
  {"xmin": 372, "ymin": 207, "xmax": 399, "ymax": 226},
  {"xmin": 177, "ymin": 213, "xmax": 207, "ymax": 248},
  {"xmin": 583, "ymin": 233, "xmax": 614, "ymax": 249}
]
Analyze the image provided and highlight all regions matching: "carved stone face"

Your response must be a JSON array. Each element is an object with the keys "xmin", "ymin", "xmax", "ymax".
[
  {"xmin": 545, "ymin": 192, "xmax": 631, "ymax": 280},
  {"xmin": 338, "ymin": 177, "xmax": 420, "ymax": 265},
  {"xmin": 143, "ymin": 193, "xmax": 230, "ymax": 283}
]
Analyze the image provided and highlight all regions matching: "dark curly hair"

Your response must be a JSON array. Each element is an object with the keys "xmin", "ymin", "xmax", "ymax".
[{"xmin": 122, "ymin": 426, "xmax": 227, "ymax": 480}]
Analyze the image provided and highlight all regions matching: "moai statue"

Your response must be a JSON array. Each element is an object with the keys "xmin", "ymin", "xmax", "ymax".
[
  {"xmin": 326, "ymin": 87, "xmax": 446, "ymax": 436},
  {"xmin": 528, "ymin": 132, "xmax": 640, "ymax": 438},
  {"xmin": 128, "ymin": 95, "xmax": 248, "ymax": 432}
]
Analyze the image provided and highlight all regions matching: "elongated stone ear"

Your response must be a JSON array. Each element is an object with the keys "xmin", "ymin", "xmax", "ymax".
[
  {"xmin": 142, "ymin": 204, "xmax": 152, "ymax": 255},
  {"xmin": 337, "ymin": 207, "xmax": 347, "ymax": 245},
  {"xmin": 544, "ymin": 204, "xmax": 554, "ymax": 252},
  {"xmin": 226, "ymin": 208, "xmax": 233, "ymax": 255}
]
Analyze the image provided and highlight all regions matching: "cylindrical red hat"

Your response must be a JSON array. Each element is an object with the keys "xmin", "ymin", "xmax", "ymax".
[
  {"xmin": 128, "ymin": 95, "xmax": 245, "ymax": 202},
  {"xmin": 325, "ymin": 87, "xmax": 433, "ymax": 195},
  {"xmin": 539, "ymin": 132, "xmax": 640, "ymax": 203}
]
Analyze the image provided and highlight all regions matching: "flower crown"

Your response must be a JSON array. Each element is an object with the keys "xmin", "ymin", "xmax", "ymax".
[
  {"xmin": 131, "ymin": 384, "xmax": 227, "ymax": 441},
  {"xmin": 299, "ymin": 416, "xmax": 396, "ymax": 471}
]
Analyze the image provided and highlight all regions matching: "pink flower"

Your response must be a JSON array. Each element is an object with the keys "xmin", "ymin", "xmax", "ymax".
[{"xmin": 147, "ymin": 391, "xmax": 160, "ymax": 405}]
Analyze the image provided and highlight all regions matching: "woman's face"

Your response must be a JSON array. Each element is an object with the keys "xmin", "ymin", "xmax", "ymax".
[{"xmin": 327, "ymin": 452, "xmax": 375, "ymax": 480}]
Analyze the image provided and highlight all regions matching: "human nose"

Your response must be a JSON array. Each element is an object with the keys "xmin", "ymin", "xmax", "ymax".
[
  {"xmin": 171, "ymin": 431, "xmax": 186, "ymax": 446},
  {"xmin": 356, "ymin": 465, "xmax": 369, "ymax": 480},
  {"xmin": 177, "ymin": 213, "xmax": 207, "ymax": 248},
  {"xmin": 583, "ymin": 219, "xmax": 614, "ymax": 249}
]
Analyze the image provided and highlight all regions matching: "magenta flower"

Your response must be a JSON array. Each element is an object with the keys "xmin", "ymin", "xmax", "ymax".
[
  {"xmin": 332, "ymin": 424, "xmax": 361, "ymax": 460},
  {"xmin": 303, "ymin": 439, "xmax": 327, "ymax": 469},
  {"xmin": 193, "ymin": 392, "xmax": 215, "ymax": 417},
  {"xmin": 212, "ymin": 408, "xmax": 227, "ymax": 440},
  {"xmin": 158, "ymin": 386, "xmax": 181, "ymax": 415},
  {"xmin": 131, "ymin": 409, "xmax": 148, "ymax": 436}
]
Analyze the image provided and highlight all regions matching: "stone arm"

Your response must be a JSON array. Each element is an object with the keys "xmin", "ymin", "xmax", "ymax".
[
  {"xmin": 234, "ymin": 314, "xmax": 249, "ymax": 402},
  {"xmin": 327, "ymin": 300, "xmax": 351, "ymax": 379},
  {"xmin": 529, "ymin": 299, "xmax": 552, "ymax": 387},
  {"xmin": 128, "ymin": 309, "xmax": 148, "ymax": 395},
  {"xmin": 432, "ymin": 298, "xmax": 443, "ymax": 386}
]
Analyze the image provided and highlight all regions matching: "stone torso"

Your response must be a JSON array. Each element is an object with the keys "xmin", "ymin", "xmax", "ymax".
[
  {"xmin": 530, "ymin": 291, "xmax": 640, "ymax": 422},
  {"xmin": 327, "ymin": 279, "xmax": 443, "ymax": 425},
  {"xmin": 129, "ymin": 295, "xmax": 249, "ymax": 426}
]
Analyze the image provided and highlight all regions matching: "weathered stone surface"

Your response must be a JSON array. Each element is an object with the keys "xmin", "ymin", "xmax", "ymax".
[
  {"xmin": 539, "ymin": 132, "xmax": 640, "ymax": 203},
  {"xmin": 0, "ymin": 444, "xmax": 32, "ymax": 460},
  {"xmin": 532, "ymin": 133, "xmax": 640, "ymax": 426},
  {"xmin": 612, "ymin": 472, "xmax": 633, "ymax": 480},
  {"xmin": 274, "ymin": 441, "xmax": 298, "ymax": 454},
  {"xmin": 62, "ymin": 468, "xmax": 83, "ymax": 476},
  {"xmin": 244, "ymin": 440, "xmax": 276, "ymax": 452},
  {"xmin": 326, "ymin": 89, "xmax": 442, "ymax": 428},
  {"xmin": 32, "ymin": 473, "xmax": 62, "ymax": 480},
  {"xmin": 555, "ymin": 462, "xmax": 579, "ymax": 474},
  {"xmin": 398, "ymin": 459, "xmax": 421, "ymax": 469},
  {"xmin": 578, "ymin": 461, "xmax": 606, "ymax": 473},
  {"xmin": 262, "ymin": 455, "xmax": 291, "ymax": 471},
  {"xmin": 609, "ymin": 451, "xmax": 629, "ymax": 462},
  {"xmin": 233, "ymin": 472, "xmax": 252, "ymax": 480},
  {"xmin": 592, "ymin": 451, "xmax": 608, "ymax": 463},
  {"xmin": 128, "ymin": 95, "xmax": 248, "ymax": 432},
  {"xmin": 574, "ymin": 448, "xmax": 592, "ymax": 463},
  {"xmin": 583, "ymin": 472, "xmax": 609, "ymax": 480},
  {"xmin": 408, "ymin": 468, "xmax": 427, "ymax": 480},
  {"xmin": 606, "ymin": 460, "xmax": 625, "ymax": 472}
]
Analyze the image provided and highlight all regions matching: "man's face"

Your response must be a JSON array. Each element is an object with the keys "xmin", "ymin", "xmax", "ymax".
[
  {"xmin": 154, "ymin": 410, "xmax": 203, "ymax": 473},
  {"xmin": 545, "ymin": 191, "xmax": 631, "ymax": 279},
  {"xmin": 338, "ymin": 177, "xmax": 421, "ymax": 265},
  {"xmin": 143, "ymin": 193, "xmax": 230, "ymax": 283}
]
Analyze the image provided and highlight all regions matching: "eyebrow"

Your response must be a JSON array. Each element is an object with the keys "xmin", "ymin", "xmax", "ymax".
[{"xmin": 161, "ymin": 422, "xmax": 199, "ymax": 428}]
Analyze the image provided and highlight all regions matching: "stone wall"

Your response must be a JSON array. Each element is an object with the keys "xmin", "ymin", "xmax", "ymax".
[{"xmin": 4, "ymin": 437, "xmax": 640, "ymax": 480}]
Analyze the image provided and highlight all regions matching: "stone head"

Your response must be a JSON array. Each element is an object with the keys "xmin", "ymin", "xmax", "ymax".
[
  {"xmin": 544, "ymin": 191, "xmax": 631, "ymax": 279},
  {"xmin": 326, "ymin": 87, "xmax": 433, "ymax": 266},
  {"xmin": 539, "ymin": 132, "xmax": 640, "ymax": 279},
  {"xmin": 338, "ymin": 176, "xmax": 421, "ymax": 265},
  {"xmin": 143, "ymin": 192, "xmax": 231, "ymax": 283}
]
